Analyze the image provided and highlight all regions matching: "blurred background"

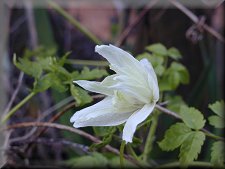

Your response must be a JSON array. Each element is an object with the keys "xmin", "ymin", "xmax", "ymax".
[{"xmin": 0, "ymin": 0, "xmax": 224, "ymax": 168}]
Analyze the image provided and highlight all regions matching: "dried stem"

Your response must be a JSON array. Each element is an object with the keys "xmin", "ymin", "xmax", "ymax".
[
  {"xmin": 115, "ymin": 0, "xmax": 159, "ymax": 46},
  {"xmin": 3, "ymin": 72, "xmax": 24, "ymax": 117},
  {"xmin": 169, "ymin": 0, "xmax": 224, "ymax": 42},
  {"xmin": 4, "ymin": 122, "xmax": 142, "ymax": 167}
]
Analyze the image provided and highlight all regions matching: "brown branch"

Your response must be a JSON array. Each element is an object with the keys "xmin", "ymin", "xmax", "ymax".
[
  {"xmin": 169, "ymin": 0, "xmax": 224, "ymax": 42},
  {"xmin": 4, "ymin": 122, "xmax": 142, "ymax": 167},
  {"xmin": 115, "ymin": 0, "xmax": 159, "ymax": 46}
]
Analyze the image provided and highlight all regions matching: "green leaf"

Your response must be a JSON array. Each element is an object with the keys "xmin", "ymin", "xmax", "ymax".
[
  {"xmin": 158, "ymin": 123, "xmax": 191, "ymax": 151},
  {"xmin": 13, "ymin": 55, "xmax": 42, "ymax": 79},
  {"xmin": 170, "ymin": 62, "xmax": 189, "ymax": 84},
  {"xmin": 65, "ymin": 152, "xmax": 108, "ymax": 168},
  {"xmin": 167, "ymin": 47, "xmax": 182, "ymax": 60},
  {"xmin": 208, "ymin": 115, "xmax": 224, "ymax": 128},
  {"xmin": 209, "ymin": 100, "xmax": 224, "ymax": 117},
  {"xmin": 93, "ymin": 126, "xmax": 116, "ymax": 137},
  {"xmin": 70, "ymin": 84, "xmax": 93, "ymax": 106},
  {"xmin": 180, "ymin": 106, "xmax": 205, "ymax": 130},
  {"xmin": 179, "ymin": 131, "xmax": 205, "ymax": 167},
  {"xmin": 159, "ymin": 62, "xmax": 189, "ymax": 91},
  {"xmin": 211, "ymin": 141, "xmax": 224, "ymax": 167},
  {"xmin": 145, "ymin": 43, "xmax": 167, "ymax": 56},
  {"xmin": 33, "ymin": 74, "xmax": 53, "ymax": 93},
  {"xmin": 108, "ymin": 156, "xmax": 136, "ymax": 168},
  {"xmin": 74, "ymin": 67, "xmax": 108, "ymax": 80}
]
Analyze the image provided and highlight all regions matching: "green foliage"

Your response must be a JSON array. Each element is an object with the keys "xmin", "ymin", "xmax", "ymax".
[
  {"xmin": 90, "ymin": 127, "xmax": 117, "ymax": 150},
  {"xmin": 165, "ymin": 95, "xmax": 187, "ymax": 113},
  {"xmin": 210, "ymin": 141, "xmax": 225, "ymax": 167},
  {"xmin": 180, "ymin": 106, "xmax": 205, "ymax": 130},
  {"xmin": 160, "ymin": 62, "xmax": 189, "ymax": 91},
  {"xmin": 179, "ymin": 131, "xmax": 205, "ymax": 167},
  {"xmin": 145, "ymin": 43, "xmax": 167, "ymax": 56},
  {"xmin": 13, "ymin": 54, "xmax": 42, "ymax": 79},
  {"xmin": 70, "ymin": 84, "xmax": 93, "ymax": 106},
  {"xmin": 209, "ymin": 100, "xmax": 224, "ymax": 117},
  {"xmin": 158, "ymin": 123, "xmax": 191, "ymax": 151},
  {"xmin": 108, "ymin": 156, "xmax": 136, "ymax": 168},
  {"xmin": 65, "ymin": 152, "xmax": 108, "ymax": 168},
  {"xmin": 14, "ymin": 47, "xmax": 108, "ymax": 106},
  {"xmin": 167, "ymin": 47, "xmax": 182, "ymax": 60},
  {"xmin": 74, "ymin": 67, "xmax": 108, "ymax": 80},
  {"xmin": 208, "ymin": 100, "xmax": 224, "ymax": 128}
]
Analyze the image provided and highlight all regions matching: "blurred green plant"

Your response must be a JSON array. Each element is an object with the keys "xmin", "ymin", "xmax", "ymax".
[
  {"xmin": 1, "ymin": 47, "xmax": 108, "ymax": 123},
  {"xmin": 3, "ymin": 43, "xmax": 224, "ymax": 168}
]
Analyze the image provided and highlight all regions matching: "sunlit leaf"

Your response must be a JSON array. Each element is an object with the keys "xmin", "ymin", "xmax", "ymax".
[
  {"xmin": 145, "ymin": 43, "xmax": 167, "ymax": 56},
  {"xmin": 211, "ymin": 141, "xmax": 224, "ymax": 167},
  {"xmin": 209, "ymin": 100, "xmax": 224, "ymax": 117},
  {"xmin": 70, "ymin": 84, "xmax": 93, "ymax": 106},
  {"xmin": 180, "ymin": 106, "xmax": 205, "ymax": 130},
  {"xmin": 179, "ymin": 131, "xmax": 205, "ymax": 167},
  {"xmin": 158, "ymin": 123, "xmax": 191, "ymax": 151},
  {"xmin": 208, "ymin": 115, "xmax": 224, "ymax": 128},
  {"xmin": 167, "ymin": 47, "xmax": 182, "ymax": 60}
]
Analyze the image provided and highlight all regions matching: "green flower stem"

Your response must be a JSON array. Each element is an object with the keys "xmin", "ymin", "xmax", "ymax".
[
  {"xmin": 1, "ymin": 92, "xmax": 36, "ymax": 123},
  {"xmin": 142, "ymin": 113, "xmax": 159, "ymax": 162},
  {"xmin": 65, "ymin": 59, "xmax": 109, "ymax": 67},
  {"xmin": 126, "ymin": 143, "xmax": 139, "ymax": 161},
  {"xmin": 201, "ymin": 128, "xmax": 224, "ymax": 141},
  {"xmin": 156, "ymin": 161, "xmax": 213, "ymax": 168},
  {"xmin": 120, "ymin": 140, "xmax": 126, "ymax": 169},
  {"xmin": 48, "ymin": 1, "xmax": 102, "ymax": 45}
]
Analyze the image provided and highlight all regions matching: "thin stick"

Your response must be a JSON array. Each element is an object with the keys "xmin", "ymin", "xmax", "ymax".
[
  {"xmin": 2, "ymin": 72, "xmax": 24, "ymax": 117},
  {"xmin": 169, "ymin": 0, "xmax": 224, "ymax": 42},
  {"xmin": 115, "ymin": 0, "xmax": 159, "ymax": 46},
  {"xmin": 4, "ymin": 122, "xmax": 142, "ymax": 167}
]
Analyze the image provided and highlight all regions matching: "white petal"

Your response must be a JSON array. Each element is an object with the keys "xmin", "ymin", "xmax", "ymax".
[
  {"xmin": 70, "ymin": 97, "xmax": 132, "ymax": 127},
  {"xmin": 140, "ymin": 58, "xmax": 159, "ymax": 101},
  {"xmin": 74, "ymin": 75, "xmax": 116, "ymax": 96},
  {"xmin": 95, "ymin": 45, "xmax": 145, "ymax": 76},
  {"xmin": 95, "ymin": 44, "xmax": 138, "ymax": 67},
  {"xmin": 122, "ymin": 103, "xmax": 155, "ymax": 143},
  {"xmin": 140, "ymin": 58, "xmax": 157, "ymax": 83}
]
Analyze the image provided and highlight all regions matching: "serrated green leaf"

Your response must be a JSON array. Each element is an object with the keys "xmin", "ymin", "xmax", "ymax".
[
  {"xmin": 33, "ymin": 74, "xmax": 52, "ymax": 93},
  {"xmin": 74, "ymin": 67, "xmax": 108, "ymax": 80},
  {"xmin": 145, "ymin": 43, "xmax": 167, "ymax": 56},
  {"xmin": 180, "ymin": 106, "xmax": 205, "ymax": 130},
  {"xmin": 209, "ymin": 100, "xmax": 224, "ymax": 117},
  {"xmin": 65, "ymin": 152, "xmax": 108, "ymax": 168},
  {"xmin": 13, "ymin": 55, "xmax": 42, "ymax": 79},
  {"xmin": 159, "ymin": 62, "xmax": 189, "ymax": 91},
  {"xmin": 37, "ymin": 57, "xmax": 54, "ymax": 71},
  {"xmin": 167, "ymin": 47, "xmax": 182, "ymax": 60},
  {"xmin": 179, "ymin": 131, "xmax": 205, "ymax": 167},
  {"xmin": 158, "ymin": 123, "xmax": 191, "ymax": 151},
  {"xmin": 211, "ymin": 141, "xmax": 224, "ymax": 167},
  {"xmin": 70, "ymin": 84, "xmax": 93, "ymax": 106},
  {"xmin": 208, "ymin": 115, "xmax": 224, "ymax": 128}
]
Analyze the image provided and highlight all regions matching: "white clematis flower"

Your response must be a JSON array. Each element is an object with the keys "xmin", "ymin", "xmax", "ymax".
[{"xmin": 70, "ymin": 44, "xmax": 159, "ymax": 143}]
